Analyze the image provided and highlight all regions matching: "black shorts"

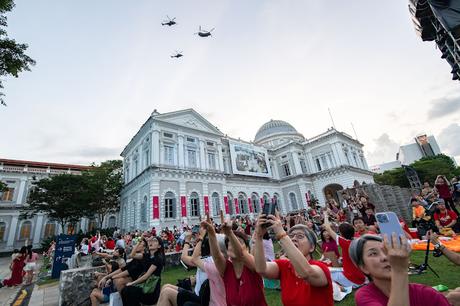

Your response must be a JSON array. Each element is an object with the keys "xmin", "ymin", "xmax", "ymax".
[{"xmin": 177, "ymin": 288, "xmax": 200, "ymax": 306}]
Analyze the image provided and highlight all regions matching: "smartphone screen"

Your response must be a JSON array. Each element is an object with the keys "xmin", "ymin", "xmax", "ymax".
[{"xmin": 376, "ymin": 212, "xmax": 405, "ymax": 246}]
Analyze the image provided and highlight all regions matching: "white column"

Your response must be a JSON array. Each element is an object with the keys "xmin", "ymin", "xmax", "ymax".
[
  {"xmin": 291, "ymin": 152, "xmax": 303, "ymax": 175},
  {"xmin": 16, "ymin": 179, "xmax": 27, "ymax": 205},
  {"xmin": 332, "ymin": 143, "xmax": 343, "ymax": 165},
  {"xmin": 6, "ymin": 215, "xmax": 19, "ymax": 248},
  {"xmin": 217, "ymin": 144, "xmax": 224, "ymax": 171},
  {"xmin": 199, "ymin": 140, "xmax": 206, "ymax": 170},
  {"xmin": 152, "ymin": 130, "xmax": 160, "ymax": 165},
  {"xmin": 298, "ymin": 184, "xmax": 309, "ymax": 210},
  {"xmin": 305, "ymin": 152, "xmax": 315, "ymax": 173},
  {"xmin": 271, "ymin": 161, "xmax": 279, "ymax": 179},
  {"xmin": 32, "ymin": 215, "xmax": 44, "ymax": 246},
  {"xmin": 178, "ymin": 135, "xmax": 185, "ymax": 168}
]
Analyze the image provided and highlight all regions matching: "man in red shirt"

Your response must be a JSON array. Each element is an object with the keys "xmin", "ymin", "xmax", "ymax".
[
  {"xmin": 434, "ymin": 200, "xmax": 458, "ymax": 231},
  {"xmin": 353, "ymin": 217, "xmax": 377, "ymax": 237}
]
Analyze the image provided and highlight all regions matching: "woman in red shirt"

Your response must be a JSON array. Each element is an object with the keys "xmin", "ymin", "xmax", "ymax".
[
  {"xmin": 435, "ymin": 175, "xmax": 459, "ymax": 215},
  {"xmin": 434, "ymin": 200, "xmax": 458, "ymax": 230},
  {"xmin": 253, "ymin": 213, "xmax": 333, "ymax": 306},
  {"xmin": 201, "ymin": 213, "xmax": 267, "ymax": 306}
]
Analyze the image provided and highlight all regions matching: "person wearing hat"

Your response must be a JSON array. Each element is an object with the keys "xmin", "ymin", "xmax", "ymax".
[
  {"xmin": 253, "ymin": 212, "xmax": 333, "ymax": 306},
  {"xmin": 433, "ymin": 198, "xmax": 458, "ymax": 234},
  {"xmin": 349, "ymin": 234, "xmax": 449, "ymax": 305}
]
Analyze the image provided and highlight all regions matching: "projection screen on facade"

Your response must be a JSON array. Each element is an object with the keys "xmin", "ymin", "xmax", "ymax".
[{"xmin": 228, "ymin": 140, "xmax": 272, "ymax": 178}]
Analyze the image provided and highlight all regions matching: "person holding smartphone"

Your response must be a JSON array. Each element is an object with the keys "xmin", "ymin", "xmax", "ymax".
[
  {"xmin": 349, "ymin": 234, "xmax": 449, "ymax": 306},
  {"xmin": 253, "ymin": 212, "xmax": 333, "ymax": 306}
]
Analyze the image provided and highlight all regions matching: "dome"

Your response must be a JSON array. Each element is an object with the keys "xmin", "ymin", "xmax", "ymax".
[{"xmin": 254, "ymin": 120, "xmax": 299, "ymax": 143}]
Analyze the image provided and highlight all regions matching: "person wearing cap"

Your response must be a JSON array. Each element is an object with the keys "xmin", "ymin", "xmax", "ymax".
[
  {"xmin": 433, "ymin": 198, "xmax": 458, "ymax": 233},
  {"xmin": 349, "ymin": 234, "xmax": 450, "ymax": 306},
  {"xmin": 253, "ymin": 212, "xmax": 333, "ymax": 306}
]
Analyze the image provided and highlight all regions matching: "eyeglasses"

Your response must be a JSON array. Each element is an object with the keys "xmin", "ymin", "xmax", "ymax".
[{"xmin": 288, "ymin": 233, "xmax": 306, "ymax": 240}]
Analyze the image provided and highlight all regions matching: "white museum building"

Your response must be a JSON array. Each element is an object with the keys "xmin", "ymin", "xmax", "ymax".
[{"xmin": 120, "ymin": 109, "xmax": 374, "ymax": 231}]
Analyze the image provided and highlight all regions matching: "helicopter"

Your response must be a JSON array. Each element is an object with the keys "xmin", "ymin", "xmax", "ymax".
[
  {"xmin": 194, "ymin": 26, "xmax": 214, "ymax": 37},
  {"xmin": 162, "ymin": 16, "xmax": 176, "ymax": 26},
  {"xmin": 171, "ymin": 51, "xmax": 183, "ymax": 58}
]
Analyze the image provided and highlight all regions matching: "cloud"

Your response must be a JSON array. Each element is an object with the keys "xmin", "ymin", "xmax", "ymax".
[
  {"xmin": 366, "ymin": 133, "xmax": 400, "ymax": 166},
  {"xmin": 75, "ymin": 147, "xmax": 120, "ymax": 158},
  {"xmin": 427, "ymin": 96, "xmax": 460, "ymax": 119},
  {"xmin": 437, "ymin": 123, "xmax": 460, "ymax": 158}
]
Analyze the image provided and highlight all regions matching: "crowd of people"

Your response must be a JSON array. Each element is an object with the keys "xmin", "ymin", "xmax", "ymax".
[
  {"xmin": 2, "ymin": 175, "xmax": 460, "ymax": 305},
  {"xmin": 0, "ymin": 244, "xmax": 39, "ymax": 288}
]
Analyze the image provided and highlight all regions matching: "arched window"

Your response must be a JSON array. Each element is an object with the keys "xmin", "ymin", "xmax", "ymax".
[
  {"xmin": 44, "ymin": 222, "xmax": 56, "ymax": 238},
  {"xmin": 289, "ymin": 192, "xmax": 298, "ymax": 211},
  {"xmin": 88, "ymin": 219, "xmax": 97, "ymax": 233},
  {"xmin": 19, "ymin": 221, "xmax": 32, "ymax": 240},
  {"xmin": 108, "ymin": 216, "xmax": 116, "ymax": 228},
  {"xmin": 141, "ymin": 196, "xmax": 148, "ymax": 223},
  {"xmin": 190, "ymin": 192, "xmax": 200, "ymax": 217},
  {"xmin": 263, "ymin": 193, "xmax": 270, "ymax": 206},
  {"xmin": 238, "ymin": 193, "xmax": 247, "ymax": 214},
  {"xmin": 251, "ymin": 193, "xmax": 259, "ymax": 213},
  {"xmin": 165, "ymin": 192, "xmax": 176, "ymax": 219},
  {"xmin": 212, "ymin": 192, "xmax": 220, "ymax": 216},
  {"xmin": 0, "ymin": 222, "xmax": 6, "ymax": 241},
  {"xmin": 227, "ymin": 192, "xmax": 234, "ymax": 215},
  {"xmin": 273, "ymin": 193, "xmax": 281, "ymax": 210}
]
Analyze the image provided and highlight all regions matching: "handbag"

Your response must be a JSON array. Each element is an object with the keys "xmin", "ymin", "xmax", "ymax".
[{"xmin": 135, "ymin": 274, "xmax": 160, "ymax": 294}]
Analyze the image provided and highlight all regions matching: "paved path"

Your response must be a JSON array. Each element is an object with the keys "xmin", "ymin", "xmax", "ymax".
[{"xmin": 0, "ymin": 256, "xmax": 21, "ymax": 306}]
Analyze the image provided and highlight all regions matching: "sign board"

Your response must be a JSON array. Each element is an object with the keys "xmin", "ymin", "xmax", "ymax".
[
  {"xmin": 228, "ymin": 140, "xmax": 272, "ymax": 178},
  {"xmin": 52, "ymin": 234, "xmax": 76, "ymax": 279}
]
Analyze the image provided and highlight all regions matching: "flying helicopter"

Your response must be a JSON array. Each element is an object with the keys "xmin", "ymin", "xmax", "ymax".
[
  {"xmin": 162, "ymin": 16, "xmax": 176, "ymax": 26},
  {"xmin": 194, "ymin": 26, "xmax": 214, "ymax": 37},
  {"xmin": 171, "ymin": 51, "xmax": 183, "ymax": 58}
]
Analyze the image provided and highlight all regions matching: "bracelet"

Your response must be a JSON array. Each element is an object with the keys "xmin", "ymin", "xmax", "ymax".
[{"xmin": 276, "ymin": 232, "xmax": 288, "ymax": 241}]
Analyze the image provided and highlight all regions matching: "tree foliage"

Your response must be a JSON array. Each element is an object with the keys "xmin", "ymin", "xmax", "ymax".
[
  {"xmin": 374, "ymin": 154, "xmax": 459, "ymax": 187},
  {"xmin": 21, "ymin": 174, "xmax": 90, "ymax": 232},
  {"xmin": 0, "ymin": 0, "xmax": 35, "ymax": 106},
  {"xmin": 0, "ymin": 180, "xmax": 7, "ymax": 192},
  {"xmin": 82, "ymin": 160, "xmax": 123, "ymax": 228}
]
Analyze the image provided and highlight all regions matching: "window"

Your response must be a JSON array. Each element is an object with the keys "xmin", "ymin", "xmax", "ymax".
[
  {"xmin": 165, "ymin": 192, "xmax": 176, "ymax": 219},
  {"xmin": 344, "ymin": 152, "xmax": 350, "ymax": 165},
  {"xmin": 88, "ymin": 219, "xmax": 97, "ymax": 232},
  {"xmin": 125, "ymin": 166, "xmax": 130, "ymax": 182},
  {"xmin": 252, "ymin": 194, "xmax": 259, "ymax": 213},
  {"xmin": 212, "ymin": 192, "xmax": 220, "ymax": 216},
  {"xmin": 144, "ymin": 149, "xmax": 150, "ymax": 168},
  {"xmin": 282, "ymin": 163, "xmax": 291, "ymax": 176},
  {"xmin": 187, "ymin": 137, "xmax": 195, "ymax": 143},
  {"xmin": 44, "ymin": 222, "xmax": 56, "ymax": 238},
  {"xmin": 141, "ymin": 196, "xmax": 147, "ymax": 223},
  {"xmin": 315, "ymin": 158, "xmax": 322, "ymax": 171},
  {"xmin": 187, "ymin": 149, "xmax": 197, "ymax": 168},
  {"xmin": 190, "ymin": 192, "xmax": 200, "ymax": 217},
  {"xmin": 19, "ymin": 221, "xmax": 32, "ymax": 240},
  {"xmin": 108, "ymin": 216, "xmax": 116, "ymax": 228},
  {"xmin": 164, "ymin": 132, "xmax": 173, "ymax": 138},
  {"xmin": 208, "ymin": 152, "xmax": 216, "ymax": 169},
  {"xmin": 227, "ymin": 192, "xmax": 234, "ymax": 215},
  {"xmin": 206, "ymin": 141, "xmax": 214, "ymax": 147},
  {"xmin": 353, "ymin": 153, "xmax": 358, "ymax": 167},
  {"xmin": 328, "ymin": 154, "xmax": 334, "ymax": 168},
  {"xmin": 299, "ymin": 159, "xmax": 307, "ymax": 174},
  {"xmin": 134, "ymin": 158, "xmax": 139, "ymax": 176},
  {"xmin": 289, "ymin": 193, "xmax": 298, "ymax": 210},
  {"xmin": 1, "ymin": 187, "xmax": 14, "ymax": 201},
  {"xmin": 238, "ymin": 194, "xmax": 247, "ymax": 214},
  {"xmin": 164, "ymin": 145, "xmax": 174, "ymax": 165},
  {"xmin": 273, "ymin": 194, "xmax": 281, "ymax": 210},
  {"xmin": 0, "ymin": 222, "xmax": 6, "ymax": 241},
  {"xmin": 321, "ymin": 156, "xmax": 328, "ymax": 170}
]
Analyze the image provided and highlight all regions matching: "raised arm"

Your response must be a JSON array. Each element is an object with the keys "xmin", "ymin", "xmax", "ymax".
[
  {"xmin": 201, "ymin": 212, "xmax": 226, "ymax": 276},
  {"xmin": 431, "ymin": 232, "xmax": 460, "ymax": 266},
  {"xmin": 191, "ymin": 228, "xmax": 205, "ymax": 270},
  {"xmin": 323, "ymin": 212, "xmax": 337, "ymax": 242},
  {"xmin": 267, "ymin": 213, "xmax": 328, "ymax": 287},
  {"xmin": 384, "ymin": 234, "xmax": 410, "ymax": 306},
  {"xmin": 127, "ymin": 263, "xmax": 157, "ymax": 286},
  {"xmin": 180, "ymin": 231, "xmax": 195, "ymax": 267},
  {"xmin": 253, "ymin": 215, "xmax": 280, "ymax": 278}
]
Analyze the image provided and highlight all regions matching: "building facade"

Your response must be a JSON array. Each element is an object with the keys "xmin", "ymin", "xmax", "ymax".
[
  {"xmin": 120, "ymin": 109, "xmax": 374, "ymax": 231},
  {"xmin": 0, "ymin": 159, "xmax": 117, "ymax": 253}
]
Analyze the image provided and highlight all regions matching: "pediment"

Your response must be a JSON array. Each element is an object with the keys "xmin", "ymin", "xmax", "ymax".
[{"xmin": 154, "ymin": 109, "xmax": 224, "ymax": 136}]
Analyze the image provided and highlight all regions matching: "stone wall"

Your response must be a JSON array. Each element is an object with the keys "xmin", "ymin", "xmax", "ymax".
[
  {"xmin": 59, "ymin": 266, "xmax": 106, "ymax": 306},
  {"xmin": 363, "ymin": 184, "xmax": 412, "ymax": 222}
]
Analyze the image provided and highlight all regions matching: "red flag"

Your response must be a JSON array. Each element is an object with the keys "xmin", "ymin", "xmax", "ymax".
[
  {"xmin": 234, "ymin": 198, "xmax": 240, "ymax": 214},
  {"xmin": 248, "ymin": 198, "xmax": 253, "ymax": 213},
  {"xmin": 153, "ymin": 196, "xmax": 159, "ymax": 219},
  {"xmin": 204, "ymin": 196, "xmax": 209, "ymax": 214},
  {"xmin": 181, "ymin": 196, "xmax": 187, "ymax": 217},
  {"xmin": 224, "ymin": 196, "xmax": 229, "ymax": 214}
]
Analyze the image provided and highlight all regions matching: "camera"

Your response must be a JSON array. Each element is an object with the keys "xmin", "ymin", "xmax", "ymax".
[{"xmin": 376, "ymin": 214, "xmax": 389, "ymax": 223}]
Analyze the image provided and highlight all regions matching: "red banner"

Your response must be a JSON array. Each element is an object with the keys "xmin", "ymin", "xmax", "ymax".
[
  {"xmin": 181, "ymin": 196, "xmax": 187, "ymax": 217},
  {"xmin": 204, "ymin": 196, "xmax": 209, "ymax": 214},
  {"xmin": 234, "ymin": 198, "xmax": 239, "ymax": 214},
  {"xmin": 153, "ymin": 196, "xmax": 159, "ymax": 219},
  {"xmin": 260, "ymin": 198, "xmax": 264, "ymax": 211},
  {"xmin": 224, "ymin": 196, "xmax": 229, "ymax": 214},
  {"xmin": 306, "ymin": 191, "xmax": 311, "ymax": 207},
  {"xmin": 248, "ymin": 198, "xmax": 253, "ymax": 213}
]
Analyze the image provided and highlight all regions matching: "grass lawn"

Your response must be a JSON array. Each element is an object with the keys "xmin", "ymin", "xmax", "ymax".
[{"xmin": 161, "ymin": 250, "xmax": 460, "ymax": 306}]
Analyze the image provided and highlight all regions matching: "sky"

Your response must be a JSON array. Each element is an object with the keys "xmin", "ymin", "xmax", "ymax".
[{"xmin": 1, "ymin": 0, "xmax": 459, "ymax": 167}]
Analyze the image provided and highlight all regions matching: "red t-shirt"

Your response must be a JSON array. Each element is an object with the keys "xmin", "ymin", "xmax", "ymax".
[
  {"xmin": 223, "ymin": 259, "xmax": 267, "ymax": 306},
  {"xmin": 105, "ymin": 240, "xmax": 115, "ymax": 250},
  {"xmin": 274, "ymin": 259, "xmax": 333, "ymax": 306},
  {"xmin": 434, "ymin": 210, "xmax": 457, "ymax": 227},
  {"xmin": 354, "ymin": 229, "xmax": 377, "ymax": 238},
  {"xmin": 436, "ymin": 184, "xmax": 452, "ymax": 199},
  {"xmin": 356, "ymin": 282, "xmax": 450, "ymax": 306},
  {"xmin": 337, "ymin": 236, "xmax": 366, "ymax": 285}
]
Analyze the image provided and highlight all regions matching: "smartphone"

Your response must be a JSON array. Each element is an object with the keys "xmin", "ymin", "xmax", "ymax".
[
  {"xmin": 376, "ymin": 212, "xmax": 404, "ymax": 246},
  {"xmin": 191, "ymin": 225, "xmax": 200, "ymax": 234},
  {"xmin": 262, "ymin": 202, "xmax": 277, "ymax": 228}
]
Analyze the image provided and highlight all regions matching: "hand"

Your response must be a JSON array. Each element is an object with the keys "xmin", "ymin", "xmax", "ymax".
[
  {"xmin": 98, "ymin": 277, "xmax": 106, "ymax": 289},
  {"xmin": 220, "ymin": 210, "xmax": 233, "ymax": 235},
  {"xmin": 428, "ymin": 230, "xmax": 440, "ymax": 245},
  {"xmin": 200, "ymin": 214, "xmax": 216, "ymax": 236},
  {"xmin": 447, "ymin": 287, "xmax": 460, "ymax": 306},
  {"xmin": 184, "ymin": 231, "xmax": 192, "ymax": 243},
  {"xmin": 126, "ymin": 282, "xmax": 133, "ymax": 286},
  {"xmin": 254, "ymin": 214, "xmax": 268, "ymax": 238},
  {"xmin": 266, "ymin": 211, "xmax": 284, "ymax": 236},
  {"xmin": 383, "ymin": 233, "xmax": 410, "ymax": 273},
  {"xmin": 199, "ymin": 225, "xmax": 207, "ymax": 240}
]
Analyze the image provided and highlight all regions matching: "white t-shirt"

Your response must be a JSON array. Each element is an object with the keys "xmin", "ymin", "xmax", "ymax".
[{"xmin": 194, "ymin": 256, "xmax": 212, "ymax": 296}]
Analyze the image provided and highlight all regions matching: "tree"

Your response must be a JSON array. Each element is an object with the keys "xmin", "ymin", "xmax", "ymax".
[
  {"xmin": 0, "ymin": 180, "xmax": 7, "ymax": 192},
  {"xmin": 0, "ymin": 0, "xmax": 35, "ymax": 106},
  {"xmin": 21, "ymin": 174, "xmax": 90, "ymax": 233},
  {"xmin": 83, "ymin": 160, "xmax": 123, "ymax": 228},
  {"xmin": 374, "ymin": 154, "xmax": 460, "ymax": 187}
]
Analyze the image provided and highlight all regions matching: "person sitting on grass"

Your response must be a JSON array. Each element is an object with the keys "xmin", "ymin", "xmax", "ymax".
[
  {"xmin": 253, "ymin": 211, "xmax": 334, "ymax": 306},
  {"xmin": 350, "ymin": 234, "xmax": 450, "ymax": 306},
  {"xmin": 203, "ymin": 212, "xmax": 268, "ymax": 306}
]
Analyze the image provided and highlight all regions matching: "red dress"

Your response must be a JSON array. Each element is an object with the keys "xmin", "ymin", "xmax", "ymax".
[{"xmin": 3, "ymin": 255, "xmax": 25, "ymax": 286}]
